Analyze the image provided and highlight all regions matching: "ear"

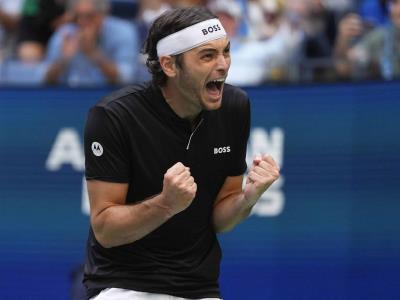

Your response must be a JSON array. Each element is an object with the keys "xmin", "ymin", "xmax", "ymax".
[{"xmin": 159, "ymin": 55, "xmax": 177, "ymax": 78}]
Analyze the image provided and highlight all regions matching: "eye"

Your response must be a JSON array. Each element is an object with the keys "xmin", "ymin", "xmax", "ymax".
[{"xmin": 201, "ymin": 53, "xmax": 214, "ymax": 60}]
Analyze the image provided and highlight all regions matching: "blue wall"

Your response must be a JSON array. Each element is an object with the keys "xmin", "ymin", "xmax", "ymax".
[{"xmin": 0, "ymin": 82, "xmax": 399, "ymax": 300}]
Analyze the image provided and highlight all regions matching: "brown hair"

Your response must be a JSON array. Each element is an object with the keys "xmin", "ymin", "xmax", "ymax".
[{"xmin": 143, "ymin": 6, "xmax": 216, "ymax": 86}]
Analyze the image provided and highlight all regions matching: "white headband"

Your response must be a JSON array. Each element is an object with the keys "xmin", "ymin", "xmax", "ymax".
[{"xmin": 156, "ymin": 18, "xmax": 227, "ymax": 57}]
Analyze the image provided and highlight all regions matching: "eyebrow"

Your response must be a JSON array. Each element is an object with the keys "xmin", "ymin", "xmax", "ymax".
[{"xmin": 197, "ymin": 41, "xmax": 231, "ymax": 54}]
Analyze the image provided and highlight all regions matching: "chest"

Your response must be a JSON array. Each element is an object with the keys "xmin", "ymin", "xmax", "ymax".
[{"xmin": 125, "ymin": 113, "xmax": 236, "ymax": 202}]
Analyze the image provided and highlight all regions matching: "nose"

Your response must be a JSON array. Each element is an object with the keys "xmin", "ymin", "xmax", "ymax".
[{"xmin": 216, "ymin": 54, "xmax": 230, "ymax": 75}]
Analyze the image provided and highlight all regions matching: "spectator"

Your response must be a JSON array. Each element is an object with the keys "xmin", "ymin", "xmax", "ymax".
[
  {"xmin": 209, "ymin": 0, "xmax": 303, "ymax": 85},
  {"xmin": 16, "ymin": 0, "xmax": 69, "ymax": 63},
  {"xmin": 334, "ymin": 12, "xmax": 364, "ymax": 78},
  {"xmin": 296, "ymin": 0, "xmax": 345, "ymax": 81},
  {"xmin": 208, "ymin": 0, "xmax": 243, "ymax": 38},
  {"xmin": 238, "ymin": 0, "xmax": 305, "ymax": 83},
  {"xmin": 135, "ymin": 0, "xmax": 171, "ymax": 82},
  {"xmin": 166, "ymin": 0, "xmax": 208, "ymax": 7},
  {"xmin": 136, "ymin": 0, "xmax": 171, "ymax": 45},
  {"xmin": 335, "ymin": 0, "xmax": 400, "ymax": 80},
  {"xmin": 247, "ymin": 0, "xmax": 290, "ymax": 41},
  {"xmin": 301, "ymin": 0, "xmax": 338, "ymax": 59},
  {"xmin": 323, "ymin": 0, "xmax": 355, "ymax": 14},
  {"xmin": 0, "ymin": 0, "xmax": 24, "ymax": 62},
  {"xmin": 44, "ymin": 0, "xmax": 139, "ymax": 86}
]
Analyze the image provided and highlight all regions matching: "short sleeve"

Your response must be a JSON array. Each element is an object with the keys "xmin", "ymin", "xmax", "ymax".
[{"xmin": 84, "ymin": 106, "xmax": 131, "ymax": 182}]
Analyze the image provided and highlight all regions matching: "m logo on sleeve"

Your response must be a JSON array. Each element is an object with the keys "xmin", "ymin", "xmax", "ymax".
[{"xmin": 91, "ymin": 142, "xmax": 103, "ymax": 157}]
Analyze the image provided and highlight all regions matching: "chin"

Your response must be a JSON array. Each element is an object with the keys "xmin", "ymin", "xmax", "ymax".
[{"xmin": 203, "ymin": 98, "xmax": 222, "ymax": 111}]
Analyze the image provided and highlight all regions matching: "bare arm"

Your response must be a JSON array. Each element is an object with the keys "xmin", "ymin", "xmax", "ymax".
[
  {"xmin": 45, "ymin": 58, "xmax": 70, "ymax": 84},
  {"xmin": 88, "ymin": 162, "xmax": 197, "ymax": 248},
  {"xmin": 212, "ymin": 175, "xmax": 251, "ymax": 233},
  {"xmin": 88, "ymin": 180, "xmax": 172, "ymax": 248},
  {"xmin": 334, "ymin": 13, "xmax": 364, "ymax": 77},
  {"xmin": 45, "ymin": 33, "xmax": 78, "ymax": 85},
  {"xmin": 89, "ymin": 50, "xmax": 120, "ymax": 84},
  {"xmin": 79, "ymin": 25, "xmax": 120, "ymax": 84},
  {"xmin": 213, "ymin": 155, "xmax": 280, "ymax": 233},
  {"xmin": 45, "ymin": 52, "xmax": 119, "ymax": 84}
]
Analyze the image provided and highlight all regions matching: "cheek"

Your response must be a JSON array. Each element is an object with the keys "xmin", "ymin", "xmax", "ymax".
[
  {"xmin": 186, "ymin": 69, "xmax": 207, "ymax": 89},
  {"xmin": 226, "ymin": 56, "xmax": 232, "ymax": 68},
  {"xmin": 179, "ymin": 71, "xmax": 203, "ymax": 96}
]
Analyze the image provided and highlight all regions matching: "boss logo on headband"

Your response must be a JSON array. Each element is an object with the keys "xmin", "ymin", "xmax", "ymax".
[{"xmin": 202, "ymin": 24, "xmax": 222, "ymax": 35}]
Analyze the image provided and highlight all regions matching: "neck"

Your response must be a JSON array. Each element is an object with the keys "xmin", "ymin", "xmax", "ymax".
[{"xmin": 160, "ymin": 81, "xmax": 202, "ymax": 123}]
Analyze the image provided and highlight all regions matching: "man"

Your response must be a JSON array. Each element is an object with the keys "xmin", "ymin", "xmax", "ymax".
[
  {"xmin": 335, "ymin": 0, "xmax": 400, "ymax": 80},
  {"xmin": 83, "ymin": 6, "xmax": 280, "ymax": 300},
  {"xmin": 16, "ymin": 0, "xmax": 68, "ymax": 63},
  {"xmin": 0, "ymin": 0, "xmax": 24, "ymax": 62},
  {"xmin": 44, "ymin": 0, "xmax": 138, "ymax": 86}
]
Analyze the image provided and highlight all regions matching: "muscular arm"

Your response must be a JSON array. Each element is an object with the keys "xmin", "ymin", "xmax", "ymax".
[
  {"xmin": 88, "ymin": 180, "xmax": 173, "ymax": 248},
  {"xmin": 88, "ymin": 162, "xmax": 197, "ymax": 248},
  {"xmin": 213, "ymin": 155, "xmax": 280, "ymax": 233},
  {"xmin": 212, "ymin": 175, "xmax": 251, "ymax": 233}
]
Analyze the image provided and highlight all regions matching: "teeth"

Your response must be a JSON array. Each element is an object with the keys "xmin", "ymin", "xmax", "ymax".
[{"xmin": 211, "ymin": 79, "xmax": 225, "ymax": 84}]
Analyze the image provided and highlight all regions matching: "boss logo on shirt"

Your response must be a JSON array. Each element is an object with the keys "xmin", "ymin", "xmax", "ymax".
[
  {"xmin": 214, "ymin": 146, "xmax": 231, "ymax": 154},
  {"xmin": 202, "ymin": 24, "xmax": 222, "ymax": 35},
  {"xmin": 91, "ymin": 142, "xmax": 103, "ymax": 157}
]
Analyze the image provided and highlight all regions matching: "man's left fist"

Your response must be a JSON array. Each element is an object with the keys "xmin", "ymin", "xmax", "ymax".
[{"xmin": 244, "ymin": 154, "xmax": 280, "ymax": 206}]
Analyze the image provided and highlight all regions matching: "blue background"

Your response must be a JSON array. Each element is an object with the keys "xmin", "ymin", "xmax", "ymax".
[{"xmin": 0, "ymin": 81, "xmax": 399, "ymax": 300}]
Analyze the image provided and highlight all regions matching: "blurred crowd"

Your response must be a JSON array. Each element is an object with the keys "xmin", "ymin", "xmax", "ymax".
[{"xmin": 0, "ymin": 0, "xmax": 399, "ymax": 86}]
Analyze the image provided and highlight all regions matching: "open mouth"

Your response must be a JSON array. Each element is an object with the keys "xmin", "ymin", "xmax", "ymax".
[{"xmin": 206, "ymin": 79, "xmax": 224, "ymax": 97}]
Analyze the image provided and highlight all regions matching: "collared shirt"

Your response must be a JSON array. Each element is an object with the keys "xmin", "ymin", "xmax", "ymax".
[{"xmin": 83, "ymin": 81, "xmax": 250, "ymax": 299}]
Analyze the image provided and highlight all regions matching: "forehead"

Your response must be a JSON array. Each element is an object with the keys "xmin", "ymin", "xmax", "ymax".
[
  {"xmin": 190, "ymin": 37, "xmax": 230, "ymax": 53},
  {"xmin": 74, "ymin": 0, "xmax": 96, "ymax": 11}
]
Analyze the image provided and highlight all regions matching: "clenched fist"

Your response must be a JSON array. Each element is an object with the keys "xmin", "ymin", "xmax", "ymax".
[
  {"xmin": 160, "ymin": 162, "xmax": 197, "ymax": 215},
  {"xmin": 244, "ymin": 154, "xmax": 280, "ymax": 207}
]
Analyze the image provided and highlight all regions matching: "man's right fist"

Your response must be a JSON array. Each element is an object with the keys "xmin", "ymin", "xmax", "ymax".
[{"xmin": 160, "ymin": 162, "xmax": 197, "ymax": 215}]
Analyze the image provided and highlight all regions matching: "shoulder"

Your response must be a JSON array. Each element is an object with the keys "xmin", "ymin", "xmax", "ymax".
[
  {"xmin": 221, "ymin": 84, "xmax": 250, "ymax": 111},
  {"xmin": 222, "ymin": 83, "xmax": 248, "ymax": 98},
  {"xmin": 360, "ymin": 26, "xmax": 386, "ymax": 48},
  {"xmin": 93, "ymin": 82, "xmax": 152, "ymax": 114}
]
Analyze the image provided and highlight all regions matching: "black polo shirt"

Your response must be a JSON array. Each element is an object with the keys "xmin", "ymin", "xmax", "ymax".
[{"xmin": 83, "ymin": 81, "xmax": 250, "ymax": 299}]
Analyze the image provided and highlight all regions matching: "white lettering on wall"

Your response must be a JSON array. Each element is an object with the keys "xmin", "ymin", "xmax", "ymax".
[
  {"xmin": 45, "ymin": 128, "xmax": 89, "ymax": 215},
  {"xmin": 45, "ymin": 128, "xmax": 84, "ymax": 171},
  {"xmin": 246, "ymin": 127, "xmax": 285, "ymax": 217}
]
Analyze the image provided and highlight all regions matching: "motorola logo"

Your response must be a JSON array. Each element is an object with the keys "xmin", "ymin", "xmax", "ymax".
[{"xmin": 91, "ymin": 142, "xmax": 103, "ymax": 157}]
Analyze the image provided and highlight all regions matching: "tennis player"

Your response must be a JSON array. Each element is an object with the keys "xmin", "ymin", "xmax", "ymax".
[{"xmin": 83, "ymin": 6, "xmax": 279, "ymax": 300}]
